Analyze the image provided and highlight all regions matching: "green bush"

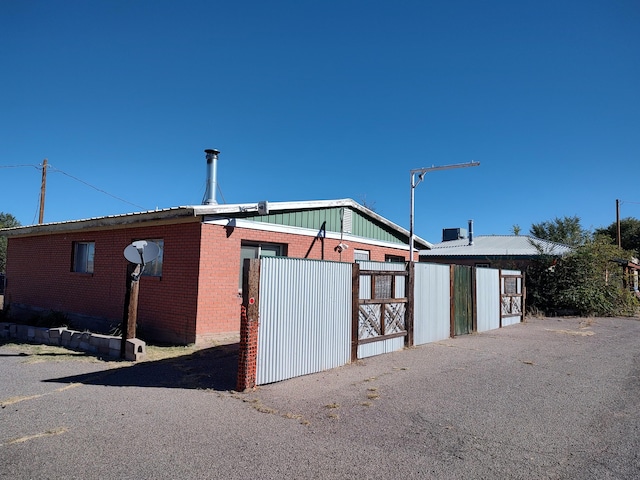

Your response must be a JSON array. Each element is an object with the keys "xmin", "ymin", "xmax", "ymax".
[{"xmin": 527, "ymin": 239, "xmax": 639, "ymax": 317}]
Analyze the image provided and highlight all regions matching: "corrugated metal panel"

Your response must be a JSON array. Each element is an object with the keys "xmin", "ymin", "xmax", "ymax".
[
  {"xmin": 249, "ymin": 207, "xmax": 343, "ymax": 233},
  {"xmin": 423, "ymin": 235, "xmax": 572, "ymax": 256},
  {"xmin": 476, "ymin": 268, "xmax": 500, "ymax": 332},
  {"xmin": 358, "ymin": 336, "xmax": 404, "ymax": 359},
  {"xmin": 256, "ymin": 257, "xmax": 352, "ymax": 385},
  {"xmin": 245, "ymin": 207, "xmax": 405, "ymax": 245},
  {"xmin": 351, "ymin": 210, "xmax": 405, "ymax": 244},
  {"xmin": 414, "ymin": 263, "xmax": 450, "ymax": 345},
  {"xmin": 452, "ymin": 265, "xmax": 473, "ymax": 336},
  {"xmin": 357, "ymin": 261, "xmax": 406, "ymax": 358},
  {"xmin": 502, "ymin": 315, "xmax": 520, "ymax": 327}
]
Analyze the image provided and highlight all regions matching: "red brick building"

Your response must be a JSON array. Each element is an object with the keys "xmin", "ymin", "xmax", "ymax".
[{"xmin": 1, "ymin": 199, "xmax": 429, "ymax": 345}]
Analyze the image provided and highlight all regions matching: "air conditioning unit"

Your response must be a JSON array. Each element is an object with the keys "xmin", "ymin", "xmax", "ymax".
[{"xmin": 442, "ymin": 228, "xmax": 467, "ymax": 242}]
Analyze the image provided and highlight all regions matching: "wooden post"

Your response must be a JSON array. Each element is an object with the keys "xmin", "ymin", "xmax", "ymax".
[
  {"xmin": 237, "ymin": 258, "xmax": 261, "ymax": 390},
  {"xmin": 616, "ymin": 199, "xmax": 621, "ymax": 249},
  {"xmin": 521, "ymin": 272, "xmax": 526, "ymax": 323},
  {"xmin": 405, "ymin": 261, "xmax": 414, "ymax": 347},
  {"xmin": 38, "ymin": 158, "xmax": 47, "ymax": 224},
  {"xmin": 351, "ymin": 262, "xmax": 360, "ymax": 362},
  {"xmin": 127, "ymin": 274, "xmax": 140, "ymax": 339},
  {"xmin": 449, "ymin": 264, "xmax": 455, "ymax": 338},
  {"xmin": 121, "ymin": 264, "xmax": 141, "ymax": 358},
  {"xmin": 498, "ymin": 269, "xmax": 503, "ymax": 328},
  {"xmin": 471, "ymin": 266, "xmax": 477, "ymax": 333}
]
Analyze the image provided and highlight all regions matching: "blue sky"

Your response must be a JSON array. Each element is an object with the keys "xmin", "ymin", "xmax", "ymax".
[{"xmin": 1, "ymin": 0, "xmax": 638, "ymax": 243}]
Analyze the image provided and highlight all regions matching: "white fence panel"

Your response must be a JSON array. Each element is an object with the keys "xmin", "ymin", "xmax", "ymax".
[
  {"xmin": 476, "ymin": 268, "xmax": 500, "ymax": 332},
  {"xmin": 357, "ymin": 261, "xmax": 407, "ymax": 359},
  {"xmin": 256, "ymin": 257, "xmax": 352, "ymax": 385},
  {"xmin": 358, "ymin": 337, "xmax": 405, "ymax": 359},
  {"xmin": 414, "ymin": 263, "xmax": 451, "ymax": 345}
]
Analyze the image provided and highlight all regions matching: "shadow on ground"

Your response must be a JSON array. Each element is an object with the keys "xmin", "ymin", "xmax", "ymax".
[{"xmin": 39, "ymin": 343, "xmax": 240, "ymax": 391}]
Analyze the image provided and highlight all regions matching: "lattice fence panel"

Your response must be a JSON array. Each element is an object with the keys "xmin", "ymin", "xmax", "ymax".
[{"xmin": 359, "ymin": 304, "xmax": 381, "ymax": 339}]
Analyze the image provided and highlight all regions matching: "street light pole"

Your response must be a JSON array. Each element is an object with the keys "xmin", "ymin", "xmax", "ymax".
[{"xmin": 409, "ymin": 161, "xmax": 480, "ymax": 261}]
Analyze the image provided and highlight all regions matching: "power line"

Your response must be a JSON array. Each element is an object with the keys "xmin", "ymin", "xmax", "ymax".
[
  {"xmin": 1, "ymin": 163, "xmax": 147, "ymax": 211},
  {"xmin": 0, "ymin": 164, "xmax": 40, "ymax": 169},
  {"xmin": 48, "ymin": 165, "xmax": 147, "ymax": 210}
]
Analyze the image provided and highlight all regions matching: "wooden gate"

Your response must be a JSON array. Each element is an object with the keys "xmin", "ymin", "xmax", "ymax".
[
  {"xmin": 451, "ymin": 264, "xmax": 474, "ymax": 336},
  {"xmin": 500, "ymin": 270, "xmax": 525, "ymax": 326},
  {"xmin": 351, "ymin": 263, "xmax": 414, "ymax": 361}
]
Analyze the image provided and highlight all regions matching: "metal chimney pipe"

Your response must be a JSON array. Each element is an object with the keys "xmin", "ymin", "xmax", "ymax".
[
  {"xmin": 203, "ymin": 149, "xmax": 220, "ymax": 205},
  {"xmin": 468, "ymin": 219, "xmax": 474, "ymax": 245}
]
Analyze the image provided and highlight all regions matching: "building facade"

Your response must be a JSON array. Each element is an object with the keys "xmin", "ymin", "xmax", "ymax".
[{"xmin": 2, "ymin": 199, "xmax": 429, "ymax": 345}]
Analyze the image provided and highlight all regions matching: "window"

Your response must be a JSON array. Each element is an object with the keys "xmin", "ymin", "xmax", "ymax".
[
  {"xmin": 385, "ymin": 255, "xmax": 405, "ymax": 263},
  {"xmin": 354, "ymin": 249, "xmax": 370, "ymax": 261},
  {"xmin": 139, "ymin": 239, "xmax": 164, "ymax": 277},
  {"xmin": 239, "ymin": 242, "xmax": 286, "ymax": 289},
  {"xmin": 73, "ymin": 242, "xmax": 95, "ymax": 273}
]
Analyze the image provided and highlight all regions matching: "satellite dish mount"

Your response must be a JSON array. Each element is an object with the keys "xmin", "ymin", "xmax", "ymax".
[
  {"xmin": 120, "ymin": 240, "xmax": 160, "ymax": 357},
  {"xmin": 124, "ymin": 240, "xmax": 160, "ymax": 281}
]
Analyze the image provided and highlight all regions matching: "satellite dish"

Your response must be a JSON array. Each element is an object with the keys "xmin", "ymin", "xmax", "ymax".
[{"xmin": 124, "ymin": 240, "xmax": 160, "ymax": 265}]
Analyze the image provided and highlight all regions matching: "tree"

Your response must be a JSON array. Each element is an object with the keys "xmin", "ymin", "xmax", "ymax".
[
  {"xmin": 0, "ymin": 212, "xmax": 21, "ymax": 272},
  {"xmin": 594, "ymin": 217, "xmax": 640, "ymax": 257},
  {"xmin": 527, "ymin": 237, "xmax": 638, "ymax": 316},
  {"xmin": 358, "ymin": 195, "xmax": 377, "ymax": 212},
  {"xmin": 530, "ymin": 215, "xmax": 590, "ymax": 247},
  {"xmin": 511, "ymin": 224, "xmax": 521, "ymax": 235}
]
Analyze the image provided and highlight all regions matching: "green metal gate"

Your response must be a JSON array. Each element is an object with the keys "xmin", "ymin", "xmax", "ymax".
[{"xmin": 451, "ymin": 265, "xmax": 473, "ymax": 336}]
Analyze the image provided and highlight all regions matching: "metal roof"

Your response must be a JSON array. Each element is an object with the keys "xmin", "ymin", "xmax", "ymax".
[
  {"xmin": 419, "ymin": 235, "xmax": 572, "ymax": 257},
  {"xmin": 0, "ymin": 198, "xmax": 432, "ymax": 249}
]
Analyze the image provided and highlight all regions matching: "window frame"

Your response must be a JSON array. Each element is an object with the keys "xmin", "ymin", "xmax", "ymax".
[
  {"xmin": 136, "ymin": 238, "xmax": 164, "ymax": 278},
  {"xmin": 239, "ymin": 241, "xmax": 287, "ymax": 289},
  {"xmin": 72, "ymin": 241, "xmax": 95, "ymax": 274},
  {"xmin": 354, "ymin": 249, "xmax": 370, "ymax": 261}
]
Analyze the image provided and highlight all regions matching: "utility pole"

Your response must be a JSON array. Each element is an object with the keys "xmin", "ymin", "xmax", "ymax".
[
  {"xmin": 409, "ymin": 161, "xmax": 480, "ymax": 260},
  {"xmin": 38, "ymin": 159, "xmax": 48, "ymax": 224},
  {"xmin": 616, "ymin": 199, "xmax": 621, "ymax": 249}
]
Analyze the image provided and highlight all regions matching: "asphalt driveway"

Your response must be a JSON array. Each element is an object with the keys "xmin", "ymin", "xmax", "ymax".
[{"xmin": 1, "ymin": 316, "xmax": 639, "ymax": 479}]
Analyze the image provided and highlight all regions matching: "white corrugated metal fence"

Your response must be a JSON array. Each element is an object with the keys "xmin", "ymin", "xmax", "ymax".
[{"xmin": 256, "ymin": 257, "xmax": 352, "ymax": 385}]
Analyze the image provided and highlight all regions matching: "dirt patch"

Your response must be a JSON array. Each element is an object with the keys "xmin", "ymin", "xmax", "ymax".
[{"xmin": 547, "ymin": 328, "xmax": 595, "ymax": 336}]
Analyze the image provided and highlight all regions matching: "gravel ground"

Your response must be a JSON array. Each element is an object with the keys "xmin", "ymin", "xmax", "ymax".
[{"xmin": 1, "ymin": 316, "xmax": 639, "ymax": 479}]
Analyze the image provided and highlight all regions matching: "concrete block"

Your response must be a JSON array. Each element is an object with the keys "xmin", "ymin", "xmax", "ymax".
[
  {"xmin": 89, "ymin": 333, "xmax": 108, "ymax": 346},
  {"xmin": 68, "ymin": 331, "xmax": 81, "ymax": 349},
  {"xmin": 125, "ymin": 338, "xmax": 146, "ymax": 362},
  {"xmin": 48, "ymin": 327, "xmax": 66, "ymax": 345},
  {"xmin": 35, "ymin": 328, "xmax": 49, "ymax": 342},
  {"xmin": 0, "ymin": 323, "xmax": 12, "ymax": 339},
  {"xmin": 108, "ymin": 337, "xmax": 121, "ymax": 351},
  {"xmin": 16, "ymin": 324, "xmax": 29, "ymax": 339},
  {"xmin": 61, "ymin": 329, "xmax": 73, "ymax": 347}
]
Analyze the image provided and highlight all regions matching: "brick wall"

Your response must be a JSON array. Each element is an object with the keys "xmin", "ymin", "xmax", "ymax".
[
  {"xmin": 5, "ymin": 220, "xmax": 202, "ymax": 345},
  {"xmin": 5, "ymin": 218, "xmax": 412, "ymax": 345}
]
